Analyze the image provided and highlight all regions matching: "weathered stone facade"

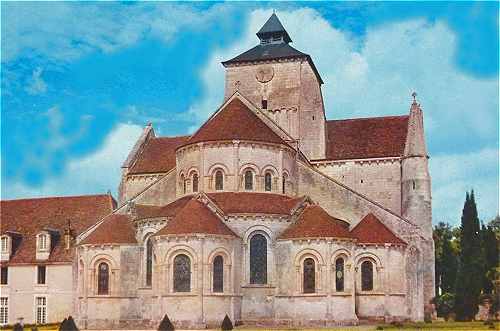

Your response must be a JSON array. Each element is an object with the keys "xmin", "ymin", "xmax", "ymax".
[{"xmin": 75, "ymin": 13, "xmax": 434, "ymax": 329}]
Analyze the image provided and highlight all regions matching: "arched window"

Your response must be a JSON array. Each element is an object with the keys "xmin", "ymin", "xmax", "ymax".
[
  {"xmin": 215, "ymin": 170, "xmax": 224, "ymax": 191},
  {"xmin": 181, "ymin": 174, "xmax": 186, "ymax": 194},
  {"xmin": 173, "ymin": 254, "xmax": 191, "ymax": 292},
  {"xmin": 335, "ymin": 257, "xmax": 344, "ymax": 292},
  {"xmin": 97, "ymin": 262, "xmax": 109, "ymax": 295},
  {"xmin": 303, "ymin": 258, "xmax": 315, "ymax": 293},
  {"xmin": 264, "ymin": 173, "xmax": 272, "ymax": 192},
  {"xmin": 192, "ymin": 173, "xmax": 199, "ymax": 192},
  {"xmin": 249, "ymin": 234, "xmax": 267, "ymax": 284},
  {"xmin": 282, "ymin": 174, "xmax": 288, "ymax": 194},
  {"xmin": 37, "ymin": 233, "xmax": 48, "ymax": 251},
  {"xmin": 361, "ymin": 260, "xmax": 373, "ymax": 291},
  {"xmin": 244, "ymin": 170, "xmax": 253, "ymax": 190},
  {"xmin": 213, "ymin": 255, "xmax": 224, "ymax": 293},
  {"xmin": 145, "ymin": 237, "xmax": 153, "ymax": 287}
]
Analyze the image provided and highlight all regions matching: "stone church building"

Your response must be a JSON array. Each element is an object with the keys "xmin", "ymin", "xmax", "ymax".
[{"xmin": 1, "ymin": 14, "xmax": 434, "ymax": 329}]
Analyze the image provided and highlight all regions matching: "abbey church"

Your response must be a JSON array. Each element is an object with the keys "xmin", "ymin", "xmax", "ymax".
[{"xmin": 1, "ymin": 14, "xmax": 434, "ymax": 329}]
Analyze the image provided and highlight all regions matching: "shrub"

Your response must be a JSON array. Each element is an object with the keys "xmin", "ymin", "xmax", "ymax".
[
  {"xmin": 375, "ymin": 326, "xmax": 384, "ymax": 330},
  {"xmin": 435, "ymin": 292, "xmax": 456, "ymax": 321},
  {"xmin": 221, "ymin": 315, "xmax": 233, "ymax": 330},
  {"xmin": 13, "ymin": 323, "xmax": 23, "ymax": 331},
  {"xmin": 158, "ymin": 314, "xmax": 174, "ymax": 331}
]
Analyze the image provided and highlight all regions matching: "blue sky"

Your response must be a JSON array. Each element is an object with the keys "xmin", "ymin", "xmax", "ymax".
[{"xmin": 1, "ymin": 2, "xmax": 498, "ymax": 225}]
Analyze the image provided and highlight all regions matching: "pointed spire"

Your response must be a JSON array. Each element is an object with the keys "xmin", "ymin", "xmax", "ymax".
[
  {"xmin": 404, "ymin": 91, "xmax": 428, "ymax": 157},
  {"xmin": 256, "ymin": 13, "xmax": 292, "ymax": 44}
]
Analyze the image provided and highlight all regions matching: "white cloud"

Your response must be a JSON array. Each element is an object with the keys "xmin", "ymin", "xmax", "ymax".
[
  {"xmin": 1, "ymin": 2, "xmax": 236, "ymax": 63},
  {"xmin": 188, "ymin": 8, "xmax": 499, "ymax": 223},
  {"xmin": 2, "ymin": 123, "xmax": 143, "ymax": 199},
  {"xmin": 25, "ymin": 67, "xmax": 47, "ymax": 95}
]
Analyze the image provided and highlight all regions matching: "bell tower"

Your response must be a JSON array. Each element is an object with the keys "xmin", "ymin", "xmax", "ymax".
[{"xmin": 222, "ymin": 13, "xmax": 326, "ymax": 160}]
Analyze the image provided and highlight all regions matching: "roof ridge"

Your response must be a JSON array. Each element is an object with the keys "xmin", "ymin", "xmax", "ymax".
[
  {"xmin": 327, "ymin": 114, "xmax": 409, "ymax": 123},
  {"xmin": 1, "ymin": 193, "xmax": 111, "ymax": 202}
]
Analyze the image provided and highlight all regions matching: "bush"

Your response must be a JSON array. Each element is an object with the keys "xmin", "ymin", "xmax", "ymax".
[
  {"xmin": 221, "ymin": 315, "xmax": 233, "ymax": 330},
  {"xmin": 13, "ymin": 323, "xmax": 23, "ymax": 331},
  {"xmin": 375, "ymin": 326, "xmax": 384, "ymax": 330},
  {"xmin": 59, "ymin": 316, "xmax": 78, "ymax": 331},
  {"xmin": 435, "ymin": 293, "xmax": 456, "ymax": 321},
  {"xmin": 158, "ymin": 314, "xmax": 174, "ymax": 331}
]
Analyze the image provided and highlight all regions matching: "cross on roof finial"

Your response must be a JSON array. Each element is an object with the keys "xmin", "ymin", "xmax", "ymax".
[
  {"xmin": 273, "ymin": 8, "xmax": 276, "ymax": 14},
  {"xmin": 411, "ymin": 91, "xmax": 417, "ymax": 104}
]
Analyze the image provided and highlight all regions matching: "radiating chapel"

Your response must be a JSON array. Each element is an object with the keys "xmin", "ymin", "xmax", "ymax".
[{"xmin": 1, "ymin": 13, "xmax": 435, "ymax": 329}]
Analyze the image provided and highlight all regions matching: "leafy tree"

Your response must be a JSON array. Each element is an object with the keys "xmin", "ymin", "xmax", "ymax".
[
  {"xmin": 434, "ymin": 292, "xmax": 455, "ymax": 321},
  {"xmin": 454, "ymin": 191, "xmax": 484, "ymax": 321},
  {"xmin": 481, "ymin": 223, "xmax": 499, "ymax": 294},
  {"xmin": 433, "ymin": 222, "xmax": 458, "ymax": 295}
]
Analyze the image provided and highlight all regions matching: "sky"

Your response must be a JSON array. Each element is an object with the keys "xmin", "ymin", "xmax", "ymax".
[{"xmin": 1, "ymin": 2, "xmax": 498, "ymax": 225}]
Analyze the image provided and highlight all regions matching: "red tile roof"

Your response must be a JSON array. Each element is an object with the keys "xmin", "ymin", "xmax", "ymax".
[
  {"xmin": 0, "ymin": 194, "xmax": 115, "ymax": 264},
  {"xmin": 350, "ymin": 213, "xmax": 406, "ymax": 245},
  {"xmin": 155, "ymin": 199, "xmax": 236, "ymax": 237},
  {"xmin": 185, "ymin": 98, "xmax": 286, "ymax": 146},
  {"xmin": 207, "ymin": 192, "xmax": 303, "ymax": 215},
  {"xmin": 135, "ymin": 195, "xmax": 193, "ymax": 220},
  {"xmin": 320, "ymin": 116, "xmax": 409, "ymax": 161},
  {"xmin": 129, "ymin": 135, "xmax": 190, "ymax": 174},
  {"xmin": 80, "ymin": 214, "xmax": 137, "ymax": 245},
  {"xmin": 279, "ymin": 205, "xmax": 351, "ymax": 240}
]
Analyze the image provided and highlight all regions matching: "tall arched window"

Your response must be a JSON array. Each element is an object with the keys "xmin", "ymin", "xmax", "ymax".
[
  {"xmin": 264, "ymin": 173, "xmax": 272, "ymax": 192},
  {"xmin": 335, "ymin": 257, "xmax": 344, "ymax": 292},
  {"xmin": 361, "ymin": 260, "xmax": 374, "ymax": 291},
  {"xmin": 282, "ymin": 174, "xmax": 288, "ymax": 194},
  {"xmin": 249, "ymin": 234, "xmax": 267, "ymax": 284},
  {"xmin": 244, "ymin": 170, "xmax": 253, "ymax": 190},
  {"xmin": 97, "ymin": 262, "xmax": 109, "ymax": 295},
  {"xmin": 173, "ymin": 254, "xmax": 191, "ymax": 292},
  {"xmin": 192, "ymin": 173, "xmax": 199, "ymax": 192},
  {"xmin": 145, "ymin": 237, "xmax": 153, "ymax": 286},
  {"xmin": 303, "ymin": 258, "xmax": 315, "ymax": 293},
  {"xmin": 215, "ymin": 170, "xmax": 224, "ymax": 191},
  {"xmin": 213, "ymin": 255, "xmax": 224, "ymax": 293},
  {"xmin": 181, "ymin": 175, "xmax": 186, "ymax": 194}
]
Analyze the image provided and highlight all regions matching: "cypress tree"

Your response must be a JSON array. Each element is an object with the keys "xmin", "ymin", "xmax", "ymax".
[
  {"xmin": 158, "ymin": 314, "xmax": 174, "ymax": 331},
  {"xmin": 221, "ymin": 314, "xmax": 233, "ymax": 330},
  {"xmin": 454, "ymin": 190, "xmax": 483, "ymax": 320}
]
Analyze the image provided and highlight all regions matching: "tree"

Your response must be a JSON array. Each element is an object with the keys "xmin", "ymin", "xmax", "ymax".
[
  {"xmin": 481, "ymin": 222, "xmax": 499, "ymax": 294},
  {"xmin": 158, "ymin": 314, "xmax": 174, "ymax": 331},
  {"xmin": 433, "ymin": 222, "xmax": 458, "ymax": 295},
  {"xmin": 454, "ymin": 191, "xmax": 484, "ymax": 321}
]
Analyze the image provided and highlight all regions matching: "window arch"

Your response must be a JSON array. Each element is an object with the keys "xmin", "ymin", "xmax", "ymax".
[
  {"xmin": 282, "ymin": 173, "xmax": 288, "ymax": 194},
  {"xmin": 213, "ymin": 255, "xmax": 224, "ymax": 293},
  {"xmin": 244, "ymin": 170, "xmax": 254, "ymax": 190},
  {"xmin": 361, "ymin": 260, "xmax": 374, "ymax": 291},
  {"xmin": 303, "ymin": 258, "xmax": 315, "ymax": 293},
  {"xmin": 97, "ymin": 262, "xmax": 109, "ymax": 295},
  {"xmin": 215, "ymin": 170, "xmax": 224, "ymax": 191},
  {"xmin": 264, "ymin": 172, "xmax": 272, "ymax": 192},
  {"xmin": 173, "ymin": 254, "xmax": 191, "ymax": 292},
  {"xmin": 37, "ymin": 233, "xmax": 48, "ymax": 251},
  {"xmin": 335, "ymin": 257, "xmax": 345, "ymax": 292},
  {"xmin": 192, "ymin": 173, "xmax": 199, "ymax": 192},
  {"xmin": 249, "ymin": 234, "xmax": 267, "ymax": 284},
  {"xmin": 145, "ymin": 237, "xmax": 153, "ymax": 287}
]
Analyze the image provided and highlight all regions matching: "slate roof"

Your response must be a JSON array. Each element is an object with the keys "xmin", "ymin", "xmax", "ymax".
[
  {"xmin": 184, "ymin": 98, "xmax": 287, "ymax": 146},
  {"xmin": 80, "ymin": 214, "xmax": 137, "ymax": 245},
  {"xmin": 155, "ymin": 199, "xmax": 236, "ymax": 237},
  {"xmin": 206, "ymin": 192, "xmax": 303, "ymax": 215},
  {"xmin": 129, "ymin": 135, "xmax": 190, "ymax": 175},
  {"xmin": 0, "ymin": 194, "xmax": 115, "ymax": 264},
  {"xmin": 279, "ymin": 205, "xmax": 351, "ymax": 240},
  {"xmin": 319, "ymin": 116, "xmax": 409, "ymax": 161},
  {"xmin": 350, "ymin": 213, "xmax": 406, "ymax": 245},
  {"xmin": 256, "ymin": 13, "xmax": 292, "ymax": 43}
]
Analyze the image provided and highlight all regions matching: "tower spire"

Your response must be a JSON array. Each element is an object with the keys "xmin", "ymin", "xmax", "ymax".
[{"xmin": 256, "ymin": 12, "xmax": 292, "ymax": 44}]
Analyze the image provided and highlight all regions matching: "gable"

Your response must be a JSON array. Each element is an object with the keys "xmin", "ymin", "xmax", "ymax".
[{"xmin": 322, "ymin": 115, "xmax": 409, "ymax": 161}]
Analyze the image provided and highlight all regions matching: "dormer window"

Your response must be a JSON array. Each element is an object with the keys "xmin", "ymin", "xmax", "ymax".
[
  {"xmin": 0, "ymin": 237, "xmax": 8, "ymax": 254},
  {"xmin": 37, "ymin": 233, "xmax": 48, "ymax": 251}
]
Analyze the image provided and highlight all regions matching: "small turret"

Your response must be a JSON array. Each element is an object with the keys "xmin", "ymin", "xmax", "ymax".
[{"xmin": 401, "ymin": 92, "xmax": 432, "ymax": 238}]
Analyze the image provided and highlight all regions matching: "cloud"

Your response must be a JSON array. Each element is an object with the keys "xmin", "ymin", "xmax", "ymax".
[
  {"xmin": 430, "ymin": 148, "xmax": 499, "ymax": 224},
  {"xmin": 1, "ymin": 2, "xmax": 236, "ymax": 63},
  {"xmin": 188, "ymin": 8, "xmax": 499, "ymax": 223},
  {"xmin": 25, "ymin": 67, "xmax": 47, "ymax": 95},
  {"xmin": 2, "ymin": 123, "xmax": 143, "ymax": 199}
]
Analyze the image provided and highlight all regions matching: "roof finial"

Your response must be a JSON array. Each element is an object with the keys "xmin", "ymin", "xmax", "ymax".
[
  {"xmin": 411, "ymin": 91, "xmax": 417, "ymax": 104},
  {"xmin": 273, "ymin": 8, "xmax": 276, "ymax": 14}
]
